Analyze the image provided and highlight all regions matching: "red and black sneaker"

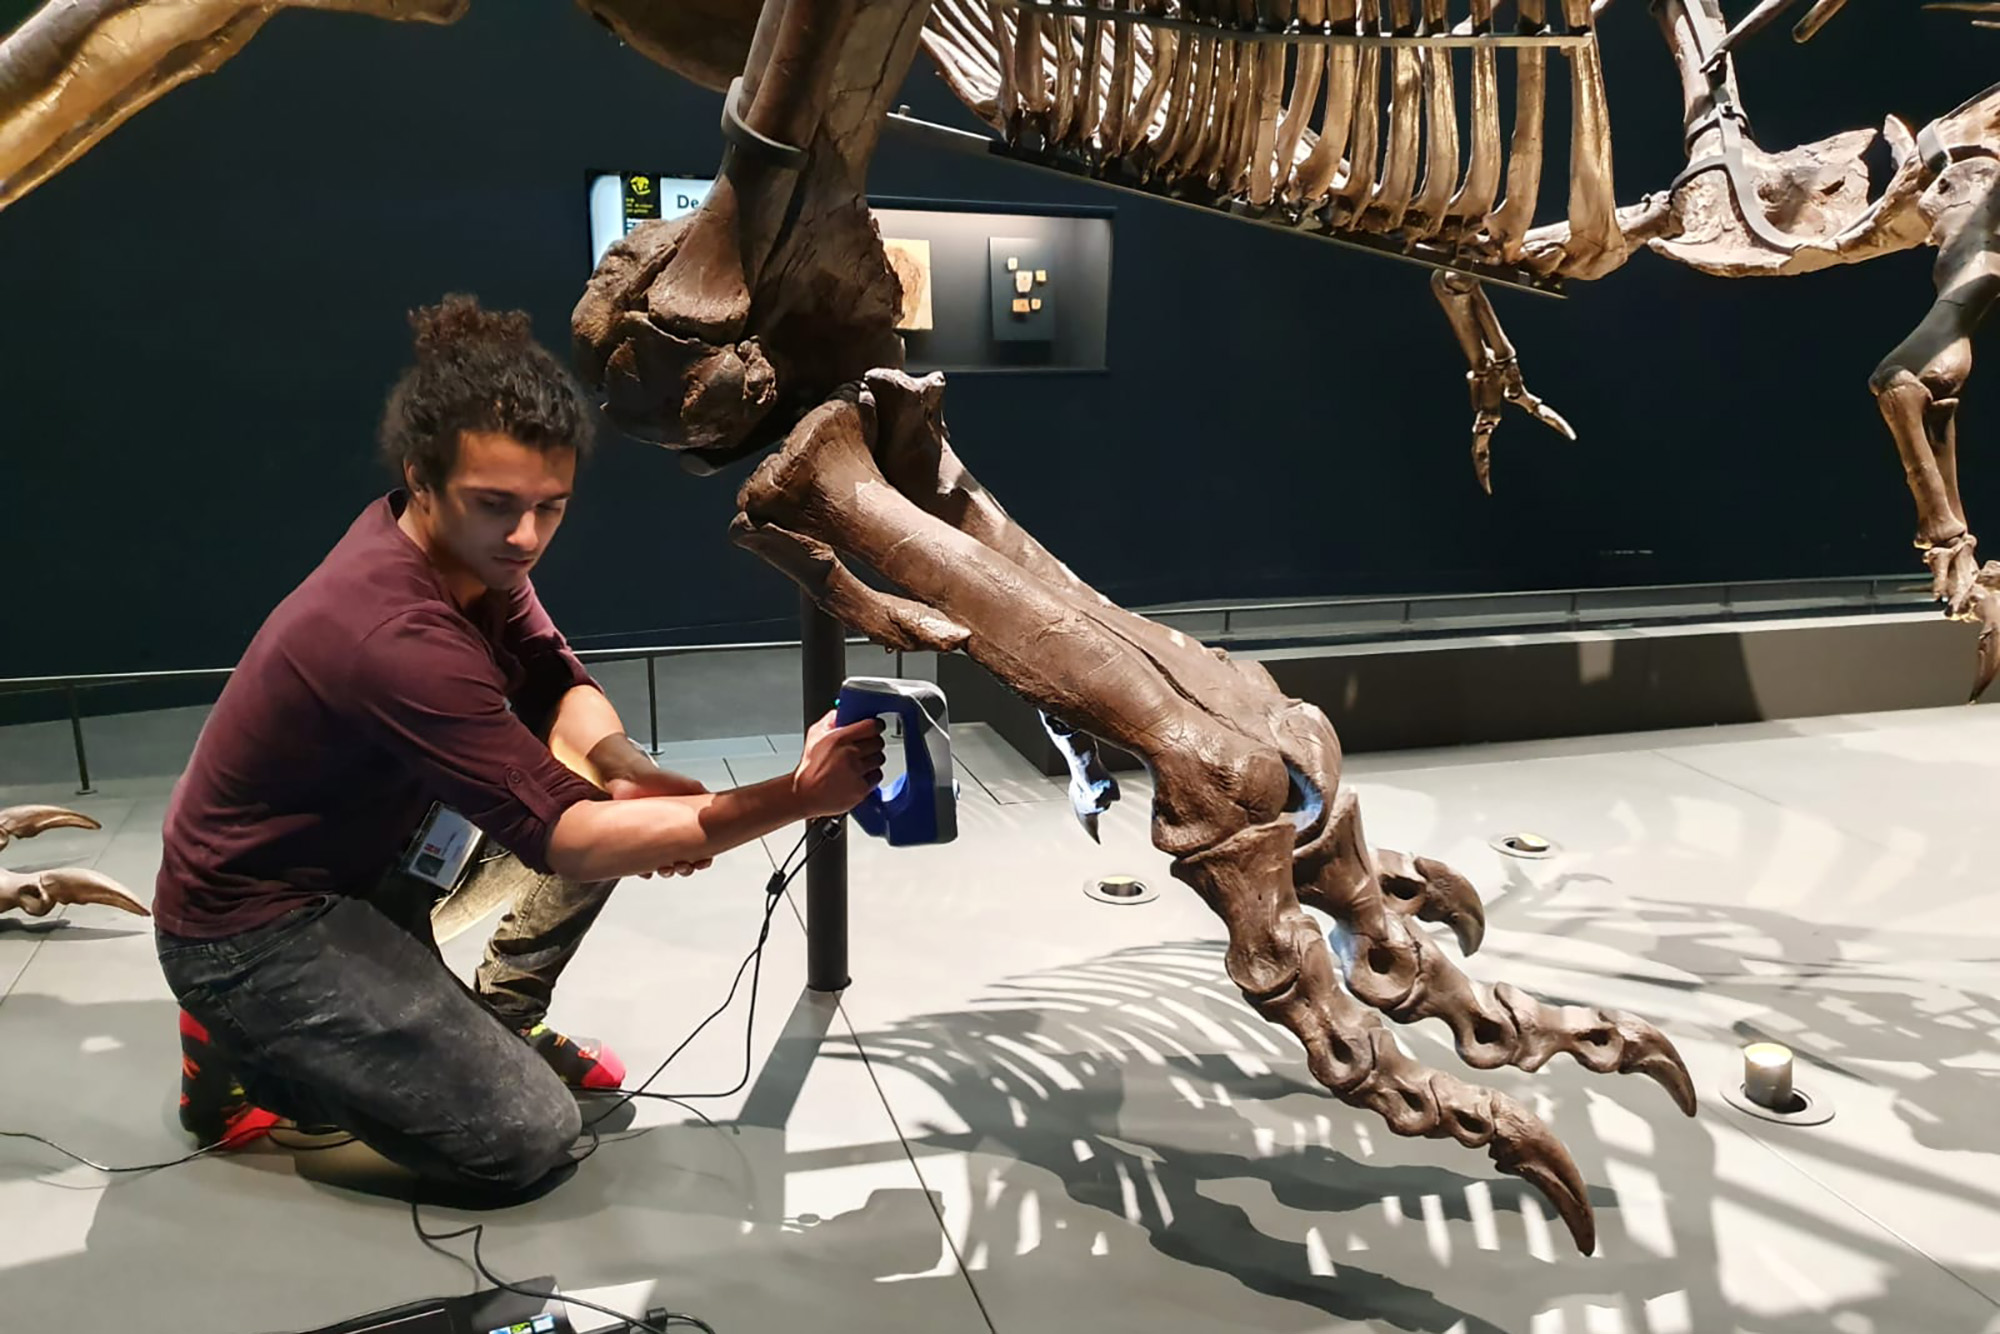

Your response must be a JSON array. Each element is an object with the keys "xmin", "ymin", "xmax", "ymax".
[
  {"xmin": 178, "ymin": 1009, "xmax": 280, "ymax": 1149},
  {"xmin": 518, "ymin": 1021, "xmax": 625, "ymax": 1091}
]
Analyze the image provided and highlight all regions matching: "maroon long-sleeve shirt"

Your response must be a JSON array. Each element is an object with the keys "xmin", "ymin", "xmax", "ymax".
[{"xmin": 154, "ymin": 491, "xmax": 608, "ymax": 938}]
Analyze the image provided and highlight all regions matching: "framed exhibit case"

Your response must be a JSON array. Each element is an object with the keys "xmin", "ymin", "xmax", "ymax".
[{"xmin": 586, "ymin": 173, "xmax": 1113, "ymax": 373}]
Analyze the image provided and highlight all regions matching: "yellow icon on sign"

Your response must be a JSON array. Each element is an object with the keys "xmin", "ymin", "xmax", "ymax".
[{"xmin": 629, "ymin": 176, "xmax": 652, "ymax": 194}]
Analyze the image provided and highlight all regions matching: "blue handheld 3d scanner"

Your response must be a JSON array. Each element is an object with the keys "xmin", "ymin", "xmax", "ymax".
[{"xmin": 833, "ymin": 676, "xmax": 957, "ymax": 846}]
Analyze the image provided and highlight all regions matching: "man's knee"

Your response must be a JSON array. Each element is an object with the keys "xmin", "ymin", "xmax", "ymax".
[{"xmin": 468, "ymin": 1087, "xmax": 581, "ymax": 1192}]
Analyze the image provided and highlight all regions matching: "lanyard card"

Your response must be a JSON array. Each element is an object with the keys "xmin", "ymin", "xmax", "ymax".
[{"xmin": 403, "ymin": 802, "xmax": 484, "ymax": 891}]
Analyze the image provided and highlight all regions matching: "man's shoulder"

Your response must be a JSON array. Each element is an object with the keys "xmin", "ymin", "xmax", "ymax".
[{"xmin": 246, "ymin": 499, "xmax": 456, "ymax": 667}]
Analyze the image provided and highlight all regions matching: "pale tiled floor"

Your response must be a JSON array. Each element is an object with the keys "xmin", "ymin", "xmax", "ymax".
[{"xmin": 3, "ymin": 702, "xmax": 1998, "ymax": 1333}]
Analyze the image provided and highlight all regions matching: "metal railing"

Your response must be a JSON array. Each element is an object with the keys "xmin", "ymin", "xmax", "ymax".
[
  {"xmin": 1142, "ymin": 572, "xmax": 1932, "ymax": 647},
  {"xmin": 0, "ymin": 573, "xmax": 1933, "ymax": 794},
  {"xmin": 0, "ymin": 636, "xmax": 888, "ymax": 795}
]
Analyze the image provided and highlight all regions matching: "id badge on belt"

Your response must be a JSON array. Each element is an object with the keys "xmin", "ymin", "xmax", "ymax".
[{"xmin": 401, "ymin": 801, "xmax": 485, "ymax": 891}]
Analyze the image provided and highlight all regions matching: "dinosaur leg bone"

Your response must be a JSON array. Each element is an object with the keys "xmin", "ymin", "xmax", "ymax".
[
  {"xmin": 730, "ymin": 371, "xmax": 1696, "ymax": 1253},
  {"xmin": 641, "ymin": 0, "xmax": 860, "ymax": 343},
  {"xmin": 1870, "ymin": 174, "xmax": 2000, "ymax": 698}
]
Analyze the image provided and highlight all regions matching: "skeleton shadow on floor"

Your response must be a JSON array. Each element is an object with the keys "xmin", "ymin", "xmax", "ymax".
[{"xmin": 829, "ymin": 930, "xmax": 2000, "ymax": 1333}]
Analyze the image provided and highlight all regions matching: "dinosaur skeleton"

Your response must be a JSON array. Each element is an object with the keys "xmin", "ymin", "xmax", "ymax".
[
  {"xmin": 1929, "ymin": 2, "xmax": 2000, "ymax": 29},
  {"xmin": 915, "ymin": 0, "xmax": 2000, "ymax": 694},
  {"xmin": 72, "ymin": 0, "xmax": 2000, "ymax": 1259},
  {"xmin": 0, "ymin": 805, "xmax": 147, "ymax": 920}
]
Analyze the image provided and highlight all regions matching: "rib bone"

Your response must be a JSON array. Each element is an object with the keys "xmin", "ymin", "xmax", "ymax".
[
  {"xmin": 1447, "ymin": 0, "xmax": 1504, "ymax": 232},
  {"xmin": 1487, "ymin": 0, "xmax": 1550, "ymax": 257},
  {"xmin": 1326, "ymin": 2, "xmax": 1384, "ymax": 224},
  {"xmin": 1292, "ymin": 0, "xmax": 1362, "ymax": 203},
  {"xmin": 1405, "ymin": 0, "xmax": 1462, "ymax": 237},
  {"xmin": 1369, "ymin": 28, "xmax": 1426, "ymax": 232},
  {"xmin": 1557, "ymin": 0, "xmax": 1624, "ymax": 276},
  {"xmin": 1246, "ymin": 37, "xmax": 1287, "ymax": 203},
  {"xmin": 1053, "ymin": 11, "xmax": 1079, "ymax": 142}
]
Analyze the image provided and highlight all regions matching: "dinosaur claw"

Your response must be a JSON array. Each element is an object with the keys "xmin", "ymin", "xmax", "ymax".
[
  {"xmin": 1516, "ymin": 1147, "xmax": 1597, "ymax": 1256},
  {"xmin": 1626, "ymin": 1040, "xmax": 1699, "ymax": 1117},
  {"xmin": 0, "ymin": 804, "xmax": 102, "ymax": 851},
  {"xmin": 1487, "ymin": 1097, "xmax": 1596, "ymax": 1256},
  {"xmin": 1, "ymin": 867, "xmax": 149, "ymax": 919},
  {"xmin": 1378, "ymin": 851, "xmax": 1487, "ymax": 956}
]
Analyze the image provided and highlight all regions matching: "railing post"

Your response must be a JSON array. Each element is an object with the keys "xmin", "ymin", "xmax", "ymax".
[
  {"xmin": 645, "ymin": 655, "xmax": 660, "ymax": 755},
  {"xmin": 800, "ymin": 593, "xmax": 850, "ymax": 993},
  {"xmin": 66, "ymin": 685, "xmax": 95, "ymax": 796}
]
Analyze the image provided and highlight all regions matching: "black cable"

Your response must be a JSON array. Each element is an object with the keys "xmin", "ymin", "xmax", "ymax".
[
  {"xmin": 411, "ymin": 817, "xmax": 834, "ymax": 1334},
  {"xmin": 410, "ymin": 1194, "xmax": 718, "ymax": 1333},
  {"xmin": 0, "ymin": 1129, "xmax": 223, "ymax": 1174},
  {"xmin": 10, "ymin": 818, "xmax": 838, "ymax": 1334},
  {"xmin": 579, "ymin": 820, "xmax": 828, "ymax": 1129},
  {"xmin": 0, "ymin": 1125, "xmax": 355, "ymax": 1174}
]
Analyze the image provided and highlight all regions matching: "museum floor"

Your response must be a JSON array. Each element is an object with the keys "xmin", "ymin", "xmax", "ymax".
[{"xmin": 3, "ymin": 691, "xmax": 1998, "ymax": 1333}]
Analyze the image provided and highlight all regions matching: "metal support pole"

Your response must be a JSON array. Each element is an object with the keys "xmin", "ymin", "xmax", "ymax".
[
  {"xmin": 66, "ymin": 685, "xmax": 95, "ymax": 795},
  {"xmin": 800, "ymin": 592, "xmax": 850, "ymax": 992},
  {"xmin": 646, "ymin": 656, "xmax": 660, "ymax": 755}
]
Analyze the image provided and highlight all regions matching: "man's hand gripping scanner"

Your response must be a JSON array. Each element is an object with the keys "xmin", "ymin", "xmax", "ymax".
[{"xmin": 831, "ymin": 678, "xmax": 958, "ymax": 847}]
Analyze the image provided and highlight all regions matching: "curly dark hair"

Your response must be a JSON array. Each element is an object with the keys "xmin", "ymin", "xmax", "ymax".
[{"xmin": 378, "ymin": 294, "xmax": 595, "ymax": 491}]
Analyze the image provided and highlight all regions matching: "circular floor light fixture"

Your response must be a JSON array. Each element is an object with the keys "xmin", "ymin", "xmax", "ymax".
[
  {"xmin": 1490, "ymin": 831, "xmax": 1558, "ymax": 859},
  {"xmin": 1721, "ymin": 1042, "xmax": 1836, "ymax": 1126},
  {"xmin": 1084, "ymin": 874, "xmax": 1159, "ymax": 906}
]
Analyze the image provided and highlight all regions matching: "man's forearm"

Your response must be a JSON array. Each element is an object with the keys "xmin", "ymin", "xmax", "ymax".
[
  {"xmin": 549, "ymin": 684, "xmax": 633, "ymax": 784},
  {"xmin": 546, "ymin": 775, "xmax": 810, "ymax": 881}
]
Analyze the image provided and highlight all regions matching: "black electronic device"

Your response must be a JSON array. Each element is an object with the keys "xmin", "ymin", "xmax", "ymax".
[{"xmin": 297, "ymin": 1280, "xmax": 574, "ymax": 1334}]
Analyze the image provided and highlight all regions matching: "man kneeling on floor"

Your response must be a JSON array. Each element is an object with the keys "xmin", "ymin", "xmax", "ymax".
[{"xmin": 151, "ymin": 294, "xmax": 884, "ymax": 1203}]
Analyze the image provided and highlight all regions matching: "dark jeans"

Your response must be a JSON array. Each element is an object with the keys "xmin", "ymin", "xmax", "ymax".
[{"xmin": 155, "ymin": 853, "xmax": 617, "ymax": 1198}]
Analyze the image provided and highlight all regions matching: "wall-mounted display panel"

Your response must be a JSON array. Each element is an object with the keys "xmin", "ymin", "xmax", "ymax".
[{"xmin": 588, "ymin": 174, "xmax": 1112, "ymax": 374}]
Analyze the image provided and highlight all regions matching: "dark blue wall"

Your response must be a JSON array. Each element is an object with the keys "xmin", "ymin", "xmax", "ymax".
[{"xmin": 0, "ymin": 3, "xmax": 1986, "ymax": 702}]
